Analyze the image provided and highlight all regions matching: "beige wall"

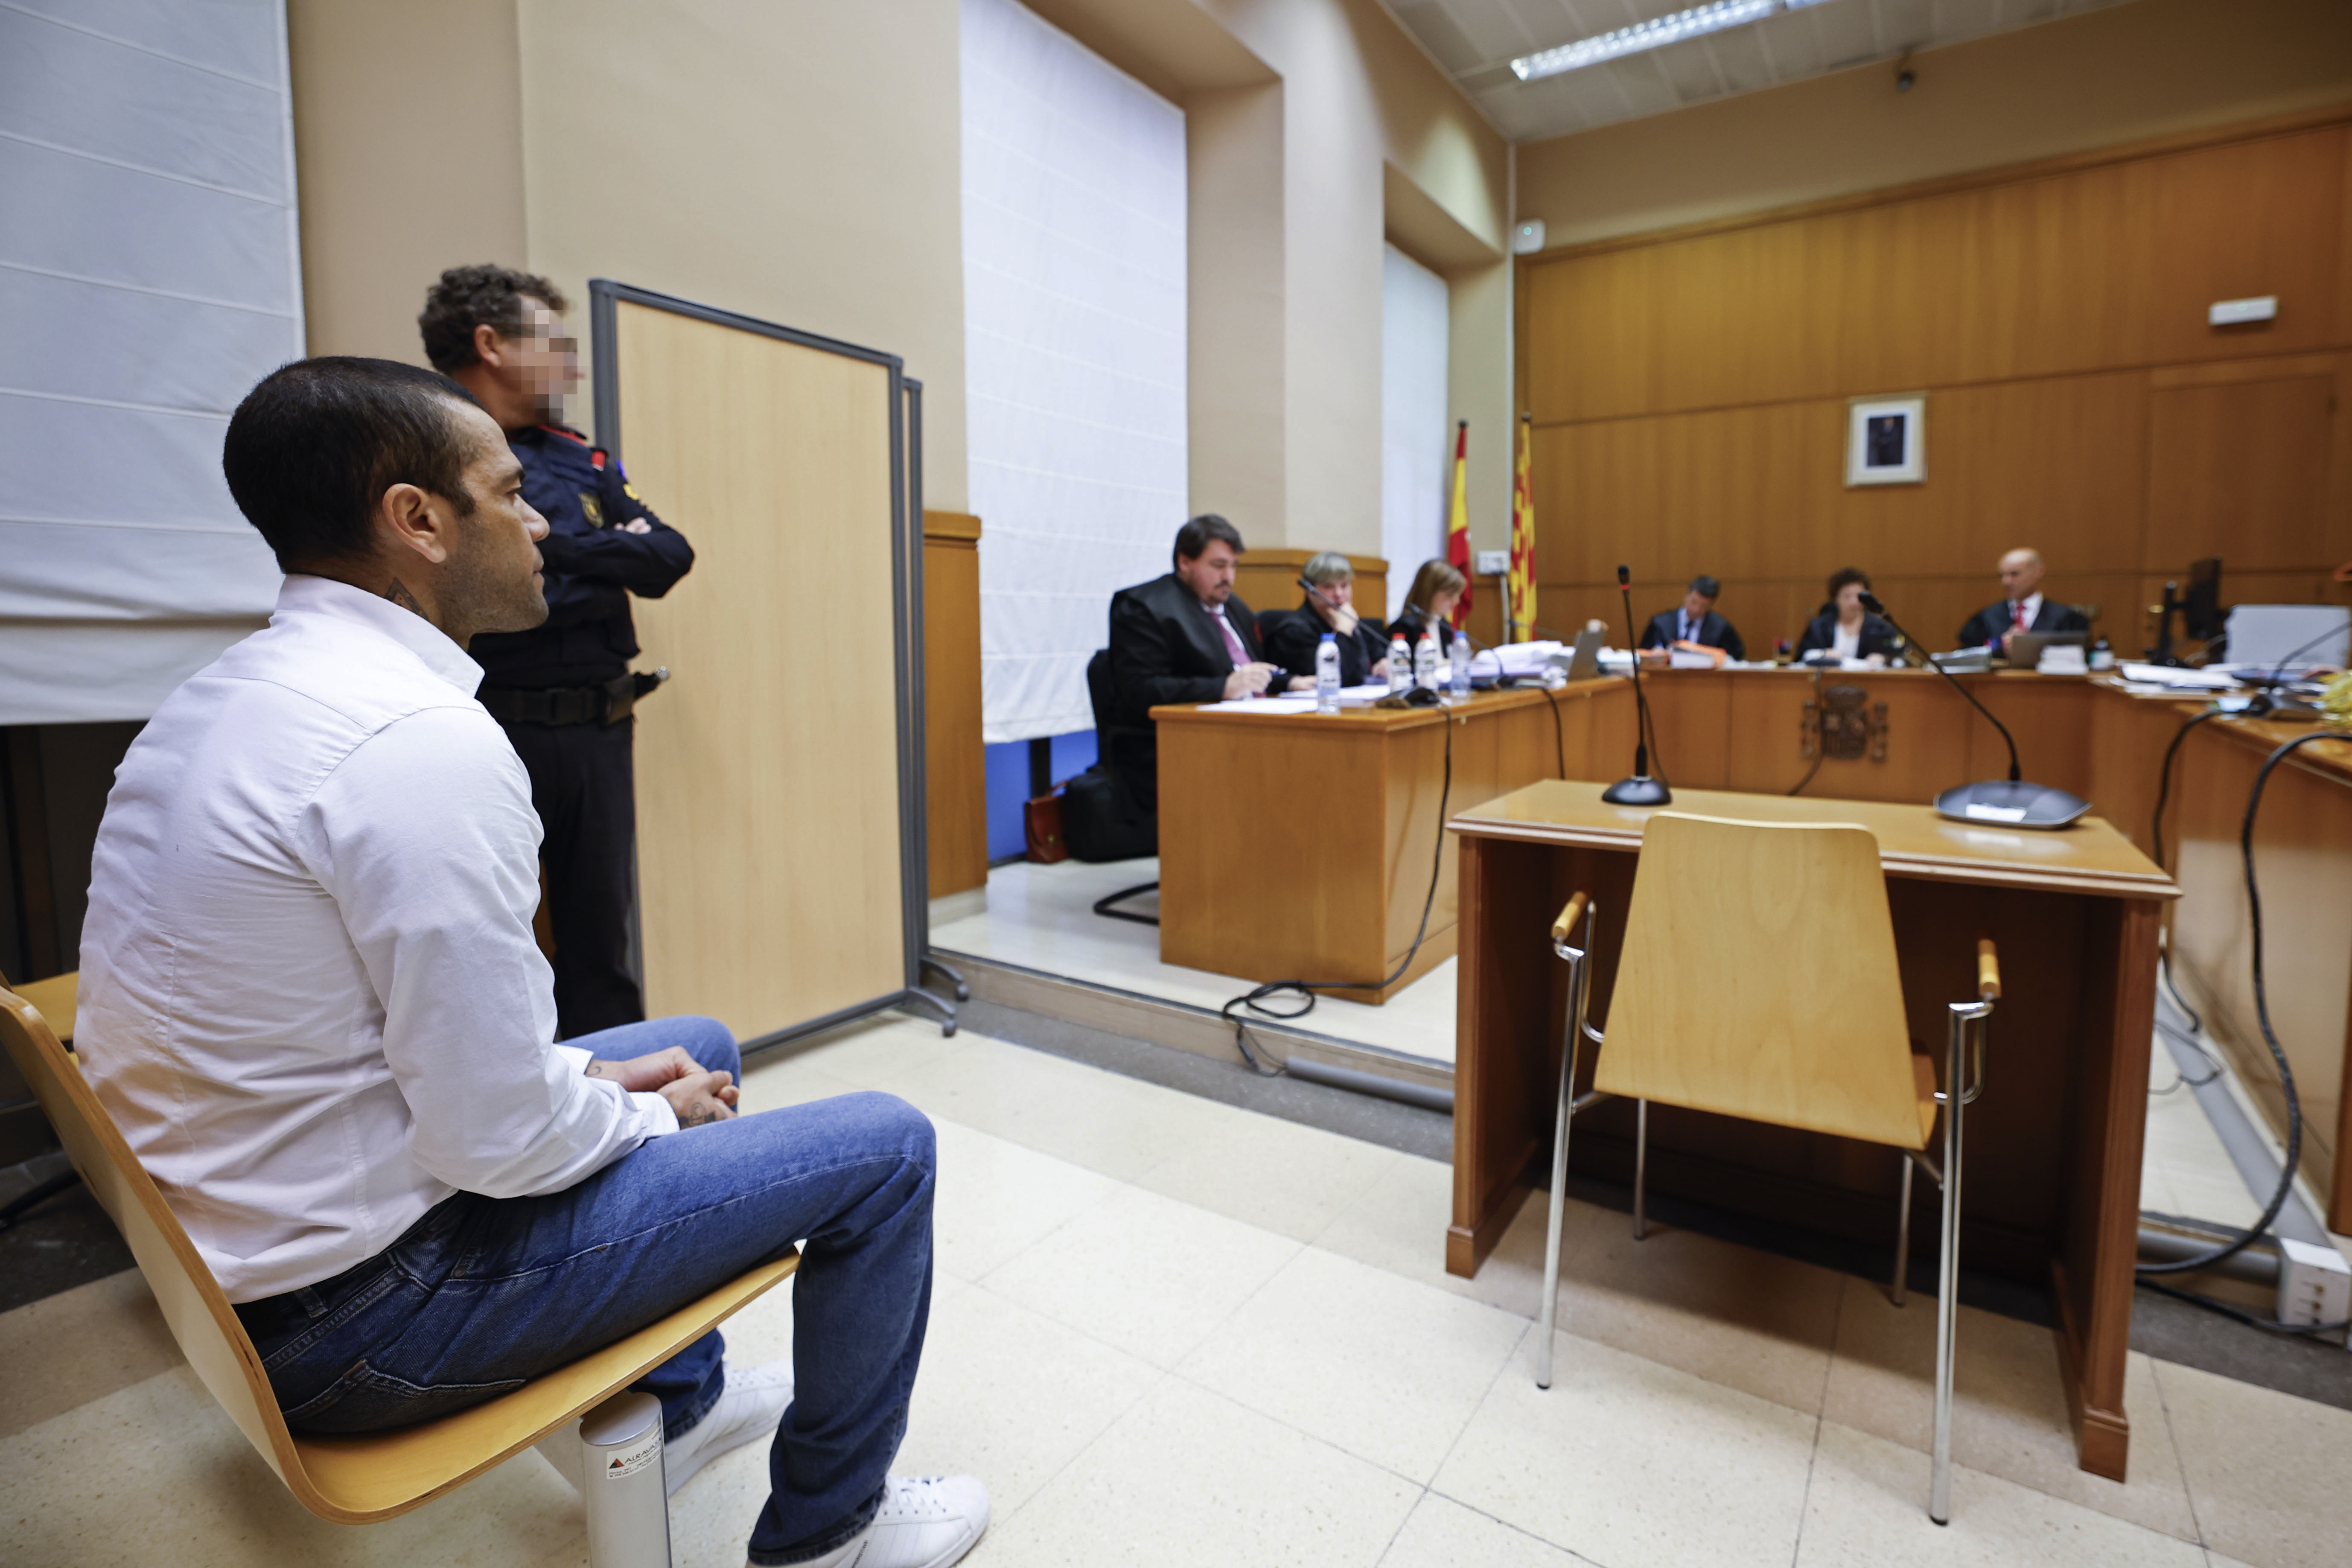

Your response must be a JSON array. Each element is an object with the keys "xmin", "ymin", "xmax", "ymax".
[
  {"xmin": 1516, "ymin": 0, "xmax": 2352, "ymax": 251},
  {"xmin": 287, "ymin": 0, "xmax": 527, "ymax": 363},
  {"xmin": 1203, "ymin": 0, "xmax": 1509, "ymax": 559},
  {"xmin": 291, "ymin": 1, "xmax": 968, "ymax": 509},
  {"xmin": 290, "ymin": 0, "xmax": 1508, "ymax": 545},
  {"xmin": 515, "ymin": 0, "xmax": 968, "ymax": 508},
  {"xmin": 1032, "ymin": 0, "xmax": 1512, "ymax": 560}
]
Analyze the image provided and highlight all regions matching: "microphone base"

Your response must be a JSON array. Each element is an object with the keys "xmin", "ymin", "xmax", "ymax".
[
  {"xmin": 1602, "ymin": 775, "xmax": 1673, "ymax": 807},
  {"xmin": 1932, "ymin": 779, "xmax": 2091, "ymax": 830}
]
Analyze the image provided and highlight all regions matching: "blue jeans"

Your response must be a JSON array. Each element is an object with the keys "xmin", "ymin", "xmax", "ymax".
[{"xmin": 232, "ymin": 1017, "xmax": 935, "ymax": 1564}]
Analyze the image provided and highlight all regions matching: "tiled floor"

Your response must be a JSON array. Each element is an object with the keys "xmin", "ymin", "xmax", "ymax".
[
  {"xmin": 932, "ymin": 857, "xmax": 1462, "ymax": 1064},
  {"xmin": 5, "ymin": 1014, "xmax": 2350, "ymax": 1567}
]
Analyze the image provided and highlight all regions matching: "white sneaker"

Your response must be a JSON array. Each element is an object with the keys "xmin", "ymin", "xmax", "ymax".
[
  {"xmin": 665, "ymin": 1358, "xmax": 793, "ymax": 1495},
  {"xmin": 765, "ymin": 1474, "xmax": 991, "ymax": 1568}
]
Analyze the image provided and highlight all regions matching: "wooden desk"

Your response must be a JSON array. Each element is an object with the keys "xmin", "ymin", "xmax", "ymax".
[
  {"xmin": 1153, "ymin": 665, "xmax": 2352, "ymax": 1228},
  {"xmin": 1448, "ymin": 779, "xmax": 2174, "ymax": 1480},
  {"xmin": 1151, "ymin": 683, "xmax": 1635, "ymax": 1001}
]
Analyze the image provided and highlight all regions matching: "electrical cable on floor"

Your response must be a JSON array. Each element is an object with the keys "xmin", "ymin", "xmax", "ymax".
[
  {"xmin": 1091, "ymin": 882, "xmax": 1160, "ymax": 927},
  {"xmin": 2137, "ymin": 728, "xmax": 2352, "ymax": 1279},
  {"xmin": 2148, "ymin": 1004, "xmax": 2226, "ymax": 1096},
  {"xmin": 1220, "ymin": 713, "xmax": 1454, "ymax": 1076},
  {"xmin": 2135, "ymin": 1276, "xmax": 2352, "ymax": 1338},
  {"xmin": 0, "ymin": 1169, "xmax": 82, "ymax": 1232}
]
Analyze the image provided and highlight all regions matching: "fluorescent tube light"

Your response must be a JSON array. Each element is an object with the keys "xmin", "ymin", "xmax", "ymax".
[{"xmin": 1510, "ymin": 0, "xmax": 1832, "ymax": 83}]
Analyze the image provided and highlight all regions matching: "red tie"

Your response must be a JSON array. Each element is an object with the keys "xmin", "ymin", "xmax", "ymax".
[
  {"xmin": 1212, "ymin": 609, "xmax": 1248, "ymax": 667},
  {"xmin": 2013, "ymin": 601, "xmax": 2027, "ymax": 631}
]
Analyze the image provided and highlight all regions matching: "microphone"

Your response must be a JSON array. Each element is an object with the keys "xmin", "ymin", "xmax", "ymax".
[
  {"xmin": 1602, "ymin": 564, "xmax": 1670, "ymax": 807},
  {"xmin": 1859, "ymin": 591, "xmax": 2089, "ymax": 829}
]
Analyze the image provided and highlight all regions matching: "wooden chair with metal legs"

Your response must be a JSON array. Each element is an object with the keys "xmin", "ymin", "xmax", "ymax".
[
  {"xmin": 0, "ymin": 980, "xmax": 798, "ymax": 1558},
  {"xmin": 1532, "ymin": 812, "xmax": 1998, "ymax": 1524}
]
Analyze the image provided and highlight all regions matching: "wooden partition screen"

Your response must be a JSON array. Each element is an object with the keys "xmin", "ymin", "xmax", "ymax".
[{"xmin": 589, "ymin": 281, "xmax": 941, "ymax": 1047}]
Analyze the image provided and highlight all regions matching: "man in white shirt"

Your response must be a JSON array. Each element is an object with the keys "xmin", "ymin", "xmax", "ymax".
[{"xmin": 76, "ymin": 357, "xmax": 985, "ymax": 1568}]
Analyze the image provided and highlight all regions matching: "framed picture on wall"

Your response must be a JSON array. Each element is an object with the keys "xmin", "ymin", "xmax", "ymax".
[{"xmin": 1846, "ymin": 395, "xmax": 1926, "ymax": 486}]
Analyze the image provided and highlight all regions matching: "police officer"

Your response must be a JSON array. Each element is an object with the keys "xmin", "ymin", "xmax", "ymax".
[{"xmin": 420, "ymin": 265, "xmax": 693, "ymax": 1037}]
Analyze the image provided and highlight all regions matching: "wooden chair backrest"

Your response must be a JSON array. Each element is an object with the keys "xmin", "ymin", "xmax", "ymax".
[
  {"xmin": 0, "ymin": 968, "xmax": 77, "ymax": 1041},
  {"xmin": 0, "ymin": 983, "xmax": 306, "ymax": 1486},
  {"xmin": 0, "ymin": 981, "xmax": 799, "ymax": 1523},
  {"xmin": 1591, "ymin": 811, "xmax": 1927, "ymax": 1150}
]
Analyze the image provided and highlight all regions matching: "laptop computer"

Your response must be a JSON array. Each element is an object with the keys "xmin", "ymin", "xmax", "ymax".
[
  {"xmin": 1548, "ymin": 626, "xmax": 1606, "ymax": 682},
  {"xmin": 2007, "ymin": 630, "xmax": 2089, "ymax": 667}
]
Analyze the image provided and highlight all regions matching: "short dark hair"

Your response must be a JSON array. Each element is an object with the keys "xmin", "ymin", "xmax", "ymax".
[
  {"xmin": 1689, "ymin": 575, "xmax": 1721, "ymax": 599},
  {"xmin": 1827, "ymin": 565, "xmax": 1874, "ymax": 600},
  {"xmin": 1174, "ymin": 513, "xmax": 1244, "ymax": 565},
  {"xmin": 418, "ymin": 264, "xmax": 568, "ymax": 372},
  {"xmin": 223, "ymin": 358, "xmax": 486, "ymax": 570}
]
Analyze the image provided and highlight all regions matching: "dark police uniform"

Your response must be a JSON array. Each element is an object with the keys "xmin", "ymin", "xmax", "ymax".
[{"xmin": 472, "ymin": 423, "xmax": 694, "ymax": 1038}]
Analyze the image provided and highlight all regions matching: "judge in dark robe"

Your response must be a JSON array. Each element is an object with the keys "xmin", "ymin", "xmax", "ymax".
[{"xmin": 1265, "ymin": 551, "xmax": 1391, "ymax": 687}]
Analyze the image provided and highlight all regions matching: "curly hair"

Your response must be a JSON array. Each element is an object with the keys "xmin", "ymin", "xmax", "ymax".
[
  {"xmin": 418, "ymin": 265, "xmax": 568, "ymax": 372},
  {"xmin": 1826, "ymin": 565, "xmax": 1874, "ymax": 601}
]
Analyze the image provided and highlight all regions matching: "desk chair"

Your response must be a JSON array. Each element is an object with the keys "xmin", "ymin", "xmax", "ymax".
[
  {"xmin": 0, "ymin": 982, "xmax": 797, "ymax": 1560},
  {"xmin": 1533, "ymin": 812, "xmax": 1998, "ymax": 1523}
]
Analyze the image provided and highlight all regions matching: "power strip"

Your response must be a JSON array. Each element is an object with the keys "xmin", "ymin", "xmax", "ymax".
[{"xmin": 2276, "ymin": 1237, "xmax": 2352, "ymax": 1344}]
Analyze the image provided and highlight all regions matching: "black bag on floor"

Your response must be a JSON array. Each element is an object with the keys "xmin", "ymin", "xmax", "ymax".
[{"xmin": 1060, "ymin": 764, "xmax": 1156, "ymax": 862}]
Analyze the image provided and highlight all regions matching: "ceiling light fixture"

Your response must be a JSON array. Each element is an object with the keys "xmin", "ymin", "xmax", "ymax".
[{"xmin": 1509, "ymin": 0, "xmax": 1835, "ymax": 83}]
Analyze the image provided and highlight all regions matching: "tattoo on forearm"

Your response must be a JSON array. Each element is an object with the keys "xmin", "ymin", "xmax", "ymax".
[
  {"xmin": 584, "ymin": 1061, "xmax": 613, "ymax": 1079},
  {"xmin": 680, "ymin": 1104, "xmax": 718, "ymax": 1128},
  {"xmin": 382, "ymin": 578, "xmax": 425, "ymax": 614}
]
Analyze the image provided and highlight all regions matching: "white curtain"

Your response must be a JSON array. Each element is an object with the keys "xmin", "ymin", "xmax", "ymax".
[
  {"xmin": 1380, "ymin": 243, "xmax": 1450, "ymax": 624},
  {"xmin": 961, "ymin": 0, "xmax": 1188, "ymax": 743},
  {"xmin": 0, "ymin": 0, "xmax": 302, "ymax": 726}
]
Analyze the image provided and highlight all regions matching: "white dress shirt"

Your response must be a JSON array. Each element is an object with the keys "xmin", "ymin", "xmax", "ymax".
[
  {"xmin": 77, "ymin": 576, "xmax": 675, "ymax": 1302},
  {"xmin": 1831, "ymin": 620, "xmax": 1863, "ymax": 660}
]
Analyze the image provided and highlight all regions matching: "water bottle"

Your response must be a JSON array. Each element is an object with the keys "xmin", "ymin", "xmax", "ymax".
[
  {"xmin": 1450, "ymin": 634, "xmax": 1472, "ymax": 701},
  {"xmin": 1388, "ymin": 633, "xmax": 1410, "ymax": 695},
  {"xmin": 1315, "ymin": 633, "xmax": 1341, "ymax": 713},
  {"xmin": 1415, "ymin": 628, "xmax": 1438, "ymax": 691}
]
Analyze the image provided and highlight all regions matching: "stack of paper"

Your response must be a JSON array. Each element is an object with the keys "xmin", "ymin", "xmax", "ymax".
[{"xmin": 2117, "ymin": 663, "xmax": 2240, "ymax": 691}]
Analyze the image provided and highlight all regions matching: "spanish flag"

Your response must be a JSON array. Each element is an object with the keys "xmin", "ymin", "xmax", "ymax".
[
  {"xmin": 1445, "ymin": 420, "xmax": 1471, "ymax": 626},
  {"xmin": 1508, "ymin": 413, "xmax": 1536, "ymax": 644}
]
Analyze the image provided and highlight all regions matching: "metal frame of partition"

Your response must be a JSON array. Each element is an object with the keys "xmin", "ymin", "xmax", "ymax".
[{"xmin": 588, "ymin": 278, "xmax": 953, "ymax": 1050}]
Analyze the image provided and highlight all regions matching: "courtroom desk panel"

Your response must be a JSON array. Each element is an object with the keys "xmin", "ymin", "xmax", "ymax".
[
  {"xmin": 1151, "ymin": 684, "xmax": 1624, "ymax": 1001},
  {"xmin": 1611, "ymin": 669, "xmax": 2101, "ymax": 809},
  {"xmin": 1157, "ymin": 716, "xmax": 1396, "ymax": 992},
  {"xmin": 1632, "ymin": 667, "xmax": 1731, "ymax": 790},
  {"xmin": 2165, "ymin": 715, "xmax": 2352, "ymax": 1229}
]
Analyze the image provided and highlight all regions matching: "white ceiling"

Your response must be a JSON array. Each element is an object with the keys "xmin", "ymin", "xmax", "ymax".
[{"xmin": 1386, "ymin": 0, "xmax": 2135, "ymax": 144}]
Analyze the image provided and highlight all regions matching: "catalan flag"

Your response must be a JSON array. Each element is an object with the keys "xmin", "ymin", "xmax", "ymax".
[
  {"xmin": 1509, "ymin": 413, "xmax": 1536, "ymax": 643},
  {"xmin": 1445, "ymin": 420, "xmax": 1471, "ymax": 625}
]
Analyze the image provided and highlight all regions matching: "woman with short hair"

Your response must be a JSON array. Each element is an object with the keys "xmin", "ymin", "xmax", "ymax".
[
  {"xmin": 1793, "ymin": 566, "xmax": 1900, "ymax": 665},
  {"xmin": 1265, "ymin": 551, "xmax": 1391, "ymax": 687}
]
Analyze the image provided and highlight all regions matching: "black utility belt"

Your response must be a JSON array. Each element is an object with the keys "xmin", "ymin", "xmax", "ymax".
[{"xmin": 480, "ymin": 667, "xmax": 669, "ymax": 728}]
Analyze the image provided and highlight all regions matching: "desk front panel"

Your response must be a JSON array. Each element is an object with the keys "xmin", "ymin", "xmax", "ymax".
[{"xmin": 1154, "ymin": 685, "xmax": 1635, "ymax": 998}]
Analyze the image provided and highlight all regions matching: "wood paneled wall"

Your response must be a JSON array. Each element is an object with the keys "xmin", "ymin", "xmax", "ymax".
[{"xmin": 1507, "ymin": 107, "xmax": 2352, "ymax": 659}]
